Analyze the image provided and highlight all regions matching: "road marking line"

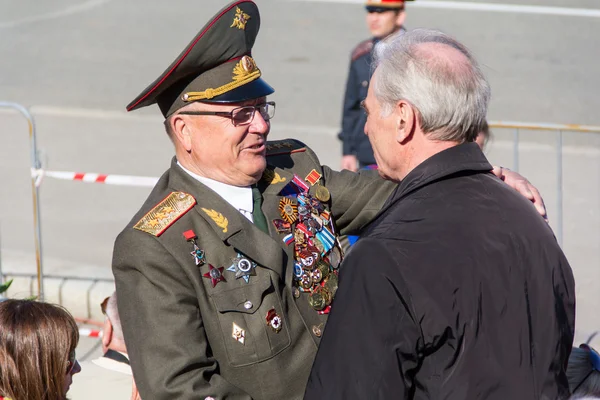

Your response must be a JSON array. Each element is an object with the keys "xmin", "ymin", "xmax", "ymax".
[
  {"xmin": 289, "ymin": 0, "xmax": 600, "ymax": 18},
  {"xmin": 0, "ymin": 0, "xmax": 114, "ymax": 29}
]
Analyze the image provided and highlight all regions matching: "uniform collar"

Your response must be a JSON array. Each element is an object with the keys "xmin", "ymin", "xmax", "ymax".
[{"xmin": 177, "ymin": 161, "xmax": 253, "ymax": 217}]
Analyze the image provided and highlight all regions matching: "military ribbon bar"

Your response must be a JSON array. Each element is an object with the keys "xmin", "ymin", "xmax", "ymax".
[
  {"xmin": 316, "ymin": 228, "xmax": 335, "ymax": 253},
  {"xmin": 292, "ymin": 174, "xmax": 309, "ymax": 193},
  {"xmin": 283, "ymin": 233, "xmax": 294, "ymax": 245}
]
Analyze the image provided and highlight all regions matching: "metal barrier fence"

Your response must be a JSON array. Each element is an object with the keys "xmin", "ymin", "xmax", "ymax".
[
  {"xmin": 488, "ymin": 121, "xmax": 600, "ymax": 246},
  {"xmin": 0, "ymin": 102, "xmax": 44, "ymax": 299},
  {"xmin": 2, "ymin": 102, "xmax": 600, "ymax": 298}
]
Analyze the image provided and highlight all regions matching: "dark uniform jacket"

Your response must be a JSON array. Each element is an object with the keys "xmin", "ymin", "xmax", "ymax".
[
  {"xmin": 112, "ymin": 139, "xmax": 395, "ymax": 400},
  {"xmin": 305, "ymin": 143, "xmax": 576, "ymax": 400},
  {"xmin": 339, "ymin": 28, "xmax": 405, "ymax": 167},
  {"xmin": 339, "ymin": 38, "xmax": 376, "ymax": 166}
]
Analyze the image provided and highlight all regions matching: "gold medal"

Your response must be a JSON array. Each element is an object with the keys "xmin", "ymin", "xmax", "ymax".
[
  {"xmin": 300, "ymin": 273, "xmax": 313, "ymax": 290},
  {"xmin": 314, "ymin": 184, "xmax": 330, "ymax": 202},
  {"xmin": 316, "ymin": 260, "xmax": 330, "ymax": 281},
  {"xmin": 308, "ymin": 289, "xmax": 326, "ymax": 311},
  {"xmin": 324, "ymin": 273, "xmax": 339, "ymax": 299}
]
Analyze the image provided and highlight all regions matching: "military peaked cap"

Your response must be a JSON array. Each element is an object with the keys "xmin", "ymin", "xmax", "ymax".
[
  {"xmin": 126, "ymin": 0, "xmax": 274, "ymax": 117},
  {"xmin": 365, "ymin": 0, "xmax": 413, "ymax": 12}
]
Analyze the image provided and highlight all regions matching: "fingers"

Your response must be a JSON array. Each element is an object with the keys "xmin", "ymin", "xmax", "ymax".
[{"xmin": 491, "ymin": 166, "xmax": 504, "ymax": 180}]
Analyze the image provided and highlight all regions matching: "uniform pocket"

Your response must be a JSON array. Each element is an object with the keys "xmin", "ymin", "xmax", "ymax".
[{"xmin": 211, "ymin": 273, "xmax": 291, "ymax": 366}]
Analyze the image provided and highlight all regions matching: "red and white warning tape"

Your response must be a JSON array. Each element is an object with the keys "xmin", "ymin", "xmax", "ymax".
[
  {"xmin": 32, "ymin": 169, "xmax": 159, "ymax": 188},
  {"xmin": 79, "ymin": 328, "xmax": 103, "ymax": 338}
]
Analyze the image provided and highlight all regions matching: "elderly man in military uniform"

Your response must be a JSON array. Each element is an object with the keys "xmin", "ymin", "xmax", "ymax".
[
  {"xmin": 112, "ymin": 2, "xmax": 548, "ymax": 400},
  {"xmin": 340, "ymin": 0, "xmax": 412, "ymax": 171}
]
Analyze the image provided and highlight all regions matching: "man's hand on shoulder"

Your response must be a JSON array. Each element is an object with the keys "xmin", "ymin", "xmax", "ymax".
[{"xmin": 492, "ymin": 166, "xmax": 547, "ymax": 221}]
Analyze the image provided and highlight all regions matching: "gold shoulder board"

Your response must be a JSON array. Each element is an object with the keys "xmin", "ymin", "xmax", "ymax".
[{"xmin": 134, "ymin": 192, "xmax": 196, "ymax": 236}]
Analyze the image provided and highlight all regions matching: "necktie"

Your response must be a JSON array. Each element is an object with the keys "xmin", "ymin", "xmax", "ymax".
[{"xmin": 251, "ymin": 186, "xmax": 269, "ymax": 234}]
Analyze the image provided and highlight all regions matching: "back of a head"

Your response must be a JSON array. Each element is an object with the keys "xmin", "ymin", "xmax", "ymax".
[
  {"xmin": 568, "ymin": 346, "xmax": 600, "ymax": 398},
  {"xmin": 105, "ymin": 292, "xmax": 124, "ymax": 341},
  {"xmin": 372, "ymin": 28, "xmax": 490, "ymax": 143},
  {"xmin": 0, "ymin": 299, "xmax": 79, "ymax": 400}
]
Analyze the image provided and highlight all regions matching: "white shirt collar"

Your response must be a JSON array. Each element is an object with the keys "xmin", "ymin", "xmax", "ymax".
[{"xmin": 177, "ymin": 162, "xmax": 254, "ymax": 221}]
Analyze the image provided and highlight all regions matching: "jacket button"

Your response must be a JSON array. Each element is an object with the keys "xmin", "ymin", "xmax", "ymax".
[
  {"xmin": 361, "ymin": 80, "xmax": 368, "ymax": 87},
  {"xmin": 312, "ymin": 325, "xmax": 322, "ymax": 337},
  {"xmin": 205, "ymin": 397, "xmax": 215, "ymax": 400},
  {"xmin": 243, "ymin": 301, "xmax": 253, "ymax": 310},
  {"xmin": 293, "ymin": 287, "xmax": 300, "ymax": 299}
]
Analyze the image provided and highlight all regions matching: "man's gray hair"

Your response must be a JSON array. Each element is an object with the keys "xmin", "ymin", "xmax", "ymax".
[{"xmin": 372, "ymin": 28, "xmax": 491, "ymax": 143}]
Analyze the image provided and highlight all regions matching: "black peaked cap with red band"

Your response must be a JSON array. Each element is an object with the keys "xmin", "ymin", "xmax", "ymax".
[
  {"xmin": 365, "ymin": 0, "xmax": 414, "ymax": 12},
  {"xmin": 126, "ymin": 0, "xmax": 274, "ymax": 117}
]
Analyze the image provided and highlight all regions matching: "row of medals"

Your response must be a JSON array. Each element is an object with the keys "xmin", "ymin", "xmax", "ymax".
[{"xmin": 276, "ymin": 188, "xmax": 342, "ymax": 314}]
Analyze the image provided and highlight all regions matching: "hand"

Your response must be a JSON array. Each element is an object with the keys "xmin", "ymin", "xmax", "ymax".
[
  {"xmin": 492, "ymin": 166, "xmax": 547, "ymax": 221},
  {"xmin": 341, "ymin": 155, "xmax": 359, "ymax": 172},
  {"xmin": 131, "ymin": 380, "xmax": 142, "ymax": 400}
]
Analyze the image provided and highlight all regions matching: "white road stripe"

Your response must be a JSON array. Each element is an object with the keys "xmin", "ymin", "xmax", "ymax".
[
  {"xmin": 289, "ymin": 0, "xmax": 600, "ymax": 18},
  {"xmin": 0, "ymin": 0, "xmax": 114, "ymax": 29}
]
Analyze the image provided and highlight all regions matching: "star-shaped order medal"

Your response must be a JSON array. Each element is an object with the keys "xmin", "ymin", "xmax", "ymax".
[
  {"xmin": 227, "ymin": 253, "xmax": 257, "ymax": 283},
  {"xmin": 183, "ymin": 230, "xmax": 205, "ymax": 266},
  {"xmin": 203, "ymin": 264, "xmax": 226, "ymax": 288}
]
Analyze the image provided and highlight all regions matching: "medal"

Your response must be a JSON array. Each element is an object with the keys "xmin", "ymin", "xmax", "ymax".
[
  {"xmin": 226, "ymin": 253, "xmax": 257, "ymax": 283},
  {"xmin": 324, "ymin": 273, "xmax": 339, "ymax": 299},
  {"xmin": 305, "ymin": 169, "xmax": 322, "ymax": 186},
  {"xmin": 203, "ymin": 264, "xmax": 226, "ymax": 288},
  {"xmin": 314, "ymin": 184, "xmax": 330, "ymax": 202},
  {"xmin": 266, "ymin": 308, "xmax": 283, "ymax": 333},
  {"xmin": 308, "ymin": 287, "xmax": 327, "ymax": 311},
  {"xmin": 272, "ymin": 219, "xmax": 292, "ymax": 234},
  {"xmin": 329, "ymin": 247, "xmax": 342, "ymax": 268},
  {"xmin": 183, "ymin": 230, "xmax": 206, "ymax": 266},
  {"xmin": 299, "ymin": 273, "xmax": 313, "ymax": 290},
  {"xmin": 232, "ymin": 323, "xmax": 245, "ymax": 345},
  {"xmin": 279, "ymin": 197, "xmax": 298, "ymax": 224}
]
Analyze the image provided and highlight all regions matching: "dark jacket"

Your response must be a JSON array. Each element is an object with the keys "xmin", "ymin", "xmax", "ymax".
[
  {"xmin": 112, "ymin": 140, "xmax": 396, "ymax": 400},
  {"xmin": 304, "ymin": 143, "xmax": 576, "ymax": 400},
  {"xmin": 339, "ymin": 38, "xmax": 375, "ymax": 166}
]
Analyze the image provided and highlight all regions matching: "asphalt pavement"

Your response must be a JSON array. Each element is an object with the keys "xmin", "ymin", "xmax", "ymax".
[{"xmin": 1, "ymin": 0, "xmax": 599, "ymax": 376}]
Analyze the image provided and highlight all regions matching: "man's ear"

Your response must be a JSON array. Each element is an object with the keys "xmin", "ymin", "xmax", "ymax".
[
  {"xmin": 395, "ymin": 100, "xmax": 415, "ymax": 144},
  {"xmin": 395, "ymin": 10, "xmax": 406, "ymax": 27},
  {"xmin": 172, "ymin": 115, "xmax": 193, "ymax": 152}
]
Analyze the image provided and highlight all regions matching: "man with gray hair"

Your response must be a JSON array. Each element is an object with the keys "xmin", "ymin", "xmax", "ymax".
[{"xmin": 304, "ymin": 29, "xmax": 575, "ymax": 400}]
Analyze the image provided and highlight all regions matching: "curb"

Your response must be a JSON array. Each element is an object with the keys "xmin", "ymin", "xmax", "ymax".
[{"xmin": 2, "ymin": 273, "xmax": 114, "ymax": 321}]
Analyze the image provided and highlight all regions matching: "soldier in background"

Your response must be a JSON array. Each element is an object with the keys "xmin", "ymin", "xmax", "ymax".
[{"xmin": 340, "ymin": 0, "xmax": 413, "ymax": 171}]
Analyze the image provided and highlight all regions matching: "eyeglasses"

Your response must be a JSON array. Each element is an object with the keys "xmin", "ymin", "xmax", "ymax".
[
  {"xmin": 178, "ymin": 101, "xmax": 276, "ymax": 127},
  {"xmin": 66, "ymin": 349, "xmax": 77, "ymax": 375}
]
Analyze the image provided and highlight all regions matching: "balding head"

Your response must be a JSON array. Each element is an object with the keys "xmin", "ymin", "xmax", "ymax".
[
  {"xmin": 105, "ymin": 292, "xmax": 123, "ymax": 341},
  {"xmin": 372, "ymin": 29, "xmax": 490, "ymax": 143}
]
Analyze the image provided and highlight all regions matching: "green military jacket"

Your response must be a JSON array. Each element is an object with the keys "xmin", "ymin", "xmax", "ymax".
[{"xmin": 112, "ymin": 139, "xmax": 396, "ymax": 400}]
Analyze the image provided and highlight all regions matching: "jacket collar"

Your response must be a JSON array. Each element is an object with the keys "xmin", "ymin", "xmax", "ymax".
[
  {"xmin": 166, "ymin": 158, "xmax": 286, "ymax": 278},
  {"xmin": 379, "ymin": 142, "xmax": 492, "ymax": 215}
]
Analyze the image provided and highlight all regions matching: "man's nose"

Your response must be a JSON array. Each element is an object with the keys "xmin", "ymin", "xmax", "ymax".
[{"xmin": 250, "ymin": 110, "xmax": 269, "ymax": 134}]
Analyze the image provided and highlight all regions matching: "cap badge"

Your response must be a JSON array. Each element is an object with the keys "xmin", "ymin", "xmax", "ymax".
[
  {"xmin": 231, "ymin": 6, "xmax": 250, "ymax": 30},
  {"xmin": 233, "ymin": 56, "xmax": 259, "ymax": 82}
]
